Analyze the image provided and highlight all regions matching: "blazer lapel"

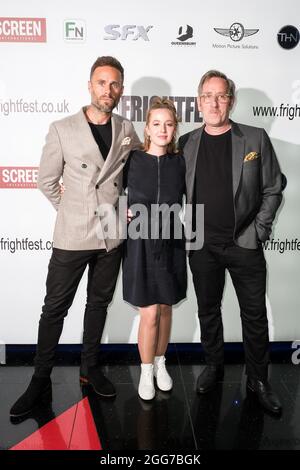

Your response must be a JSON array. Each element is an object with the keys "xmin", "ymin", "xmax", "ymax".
[
  {"xmin": 185, "ymin": 126, "xmax": 204, "ymax": 203},
  {"xmin": 74, "ymin": 108, "xmax": 105, "ymax": 169},
  {"xmin": 96, "ymin": 114, "xmax": 123, "ymax": 184},
  {"xmin": 231, "ymin": 121, "xmax": 245, "ymax": 197}
]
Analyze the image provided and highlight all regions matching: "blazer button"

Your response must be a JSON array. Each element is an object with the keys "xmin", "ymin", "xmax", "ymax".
[
  {"xmin": 81, "ymin": 163, "xmax": 87, "ymax": 168},
  {"xmin": 94, "ymin": 211, "xmax": 97, "ymax": 216},
  {"xmin": 114, "ymin": 182, "xmax": 117, "ymax": 187},
  {"xmin": 95, "ymin": 184, "xmax": 99, "ymax": 189}
]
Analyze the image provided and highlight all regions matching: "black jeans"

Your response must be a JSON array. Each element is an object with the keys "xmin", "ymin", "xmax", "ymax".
[
  {"xmin": 189, "ymin": 243, "xmax": 269, "ymax": 381},
  {"xmin": 34, "ymin": 246, "xmax": 122, "ymax": 377}
]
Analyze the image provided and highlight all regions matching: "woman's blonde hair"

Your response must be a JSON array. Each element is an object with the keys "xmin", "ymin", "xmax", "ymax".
[{"xmin": 143, "ymin": 97, "xmax": 178, "ymax": 154}]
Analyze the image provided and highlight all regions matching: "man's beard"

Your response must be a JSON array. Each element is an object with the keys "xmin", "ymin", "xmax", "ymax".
[
  {"xmin": 94, "ymin": 96, "xmax": 119, "ymax": 113},
  {"xmin": 97, "ymin": 102, "xmax": 114, "ymax": 113}
]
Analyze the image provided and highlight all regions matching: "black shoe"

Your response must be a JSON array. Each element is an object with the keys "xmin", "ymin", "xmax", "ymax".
[
  {"xmin": 246, "ymin": 378, "xmax": 282, "ymax": 415},
  {"xmin": 80, "ymin": 365, "xmax": 116, "ymax": 398},
  {"xmin": 10, "ymin": 376, "xmax": 52, "ymax": 417},
  {"xmin": 196, "ymin": 365, "xmax": 224, "ymax": 394}
]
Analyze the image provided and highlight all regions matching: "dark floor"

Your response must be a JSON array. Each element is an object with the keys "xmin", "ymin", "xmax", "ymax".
[{"xmin": 0, "ymin": 346, "xmax": 299, "ymax": 451}]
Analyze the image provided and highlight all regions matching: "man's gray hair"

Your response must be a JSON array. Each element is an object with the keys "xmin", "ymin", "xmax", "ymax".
[{"xmin": 198, "ymin": 70, "xmax": 236, "ymax": 98}]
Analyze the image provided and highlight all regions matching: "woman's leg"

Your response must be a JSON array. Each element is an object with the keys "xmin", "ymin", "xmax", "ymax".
[
  {"xmin": 138, "ymin": 304, "xmax": 160, "ymax": 364},
  {"xmin": 137, "ymin": 304, "xmax": 160, "ymax": 400},
  {"xmin": 155, "ymin": 304, "xmax": 172, "ymax": 356},
  {"xmin": 153, "ymin": 304, "xmax": 173, "ymax": 391}
]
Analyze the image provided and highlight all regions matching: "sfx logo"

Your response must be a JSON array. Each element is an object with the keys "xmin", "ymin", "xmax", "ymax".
[
  {"xmin": 104, "ymin": 25, "xmax": 153, "ymax": 41},
  {"xmin": 214, "ymin": 22, "xmax": 259, "ymax": 42}
]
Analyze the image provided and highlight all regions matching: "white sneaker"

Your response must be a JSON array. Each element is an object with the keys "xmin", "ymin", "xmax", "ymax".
[
  {"xmin": 154, "ymin": 356, "xmax": 173, "ymax": 391},
  {"xmin": 138, "ymin": 363, "xmax": 155, "ymax": 400}
]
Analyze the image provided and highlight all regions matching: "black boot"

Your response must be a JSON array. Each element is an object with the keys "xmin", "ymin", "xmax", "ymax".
[
  {"xmin": 10, "ymin": 376, "xmax": 52, "ymax": 417},
  {"xmin": 80, "ymin": 365, "xmax": 116, "ymax": 397},
  {"xmin": 246, "ymin": 377, "xmax": 282, "ymax": 415},
  {"xmin": 196, "ymin": 365, "xmax": 224, "ymax": 394}
]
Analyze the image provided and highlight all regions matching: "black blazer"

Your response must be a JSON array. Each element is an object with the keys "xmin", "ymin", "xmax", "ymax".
[{"xmin": 178, "ymin": 121, "xmax": 283, "ymax": 249}]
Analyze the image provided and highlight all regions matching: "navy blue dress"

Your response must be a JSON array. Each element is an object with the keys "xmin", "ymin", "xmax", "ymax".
[{"xmin": 122, "ymin": 149, "xmax": 187, "ymax": 307}]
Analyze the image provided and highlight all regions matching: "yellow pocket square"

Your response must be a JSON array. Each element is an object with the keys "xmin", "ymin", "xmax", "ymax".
[{"xmin": 244, "ymin": 151, "xmax": 259, "ymax": 162}]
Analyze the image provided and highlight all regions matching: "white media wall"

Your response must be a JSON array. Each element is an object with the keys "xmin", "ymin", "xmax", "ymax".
[{"xmin": 0, "ymin": 0, "xmax": 299, "ymax": 344}]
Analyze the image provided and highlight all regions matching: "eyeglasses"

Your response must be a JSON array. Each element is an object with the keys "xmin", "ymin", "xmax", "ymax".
[{"xmin": 199, "ymin": 93, "xmax": 232, "ymax": 103}]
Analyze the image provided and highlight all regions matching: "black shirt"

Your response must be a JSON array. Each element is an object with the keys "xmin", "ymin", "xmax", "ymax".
[
  {"xmin": 194, "ymin": 128, "xmax": 235, "ymax": 244},
  {"xmin": 88, "ymin": 120, "xmax": 112, "ymax": 160}
]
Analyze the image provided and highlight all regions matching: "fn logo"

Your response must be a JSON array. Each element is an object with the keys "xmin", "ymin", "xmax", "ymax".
[{"xmin": 64, "ymin": 20, "xmax": 86, "ymax": 41}]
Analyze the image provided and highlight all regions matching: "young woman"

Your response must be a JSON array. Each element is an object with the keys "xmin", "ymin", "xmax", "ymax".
[{"xmin": 123, "ymin": 98, "xmax": 186, "ymax": 400}]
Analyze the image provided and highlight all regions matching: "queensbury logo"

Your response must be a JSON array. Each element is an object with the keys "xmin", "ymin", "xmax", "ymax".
[
  {"xmin": 0, "ymin": 17, "xmax": 46, "ymax": 42},
  {"xmin": 171, "ymin": 25, "xmax": 196, "ymax": 46},
  {"xmin": 214, "ymin": 22, "xmax": 259, "ymax": 42},
  {"xmin": 177, "ymin": 25, "xmax": 193, "ymax": 41}
]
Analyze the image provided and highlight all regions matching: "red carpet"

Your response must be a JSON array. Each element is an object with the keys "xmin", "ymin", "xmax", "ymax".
[{"xmin": 10, "ymin": 397, "xmax": 101, "ymax": 450}]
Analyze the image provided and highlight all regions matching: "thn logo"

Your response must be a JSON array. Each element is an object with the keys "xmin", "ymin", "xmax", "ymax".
[
  {"xmin": 277, "ymin": 25, "xmax": 299, "ymax": 50},
  {"xmin": 64, "ymin": 20, "xmax": 86, "ymax": 41},
  {"xmin": 214, "ymin": 22, "xmax": 259, "ymax": 41},
  {"xmin": 104, "ymin": 25, "xmax": 153, "ymax": 41}
]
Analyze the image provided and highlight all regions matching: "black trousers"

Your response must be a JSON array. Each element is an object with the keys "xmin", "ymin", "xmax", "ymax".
[
  {"xmin": 189, "ymin": 243, "xmax": 269, "ymax": 381},
  {"xmin": 34, "ymin": 246, "xmax": 122, "ymax": 377}
]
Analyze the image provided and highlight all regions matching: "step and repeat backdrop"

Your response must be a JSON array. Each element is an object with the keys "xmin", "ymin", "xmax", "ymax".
[{"xmin": 0, "ymin": 0, "xmax": 299, "ymax": 345}]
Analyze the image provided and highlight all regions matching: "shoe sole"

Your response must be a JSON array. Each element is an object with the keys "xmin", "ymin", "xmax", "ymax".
[
  {"xmin": 138, "ymin": 392, "xmax": 155, "ymax": 401},
  {"xmin": 10, "ymin": 387, "xmax": 52, "ymax": 418},
  {"xmin": 246, "ymin": 384, "xmax": 282, "ymax": 415},
  {"xmin": 79, "ymin": 376, "xmax": 116, "ymax": 398},
  {"xmin": 154, "ymin": 376, "xmax": 173, "ymax": 392}
]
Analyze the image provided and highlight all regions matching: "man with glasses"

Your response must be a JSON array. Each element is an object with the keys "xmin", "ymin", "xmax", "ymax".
[
  {"xmin": 10, "ymin": 56, "xmax": 140, "ymax": 417},
  {"xmin": 179, "ymin": 70, "xmax": 283, "ymax": 415}
]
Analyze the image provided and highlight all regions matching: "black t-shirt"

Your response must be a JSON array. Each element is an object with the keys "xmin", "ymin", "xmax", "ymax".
[
  {"xmin": 88, "ymin": 120, "xmax": 112, "ymax": 160},
  {"xmin": 194, "ymin": 128, "xmax": 235, "ymax": 244}
]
